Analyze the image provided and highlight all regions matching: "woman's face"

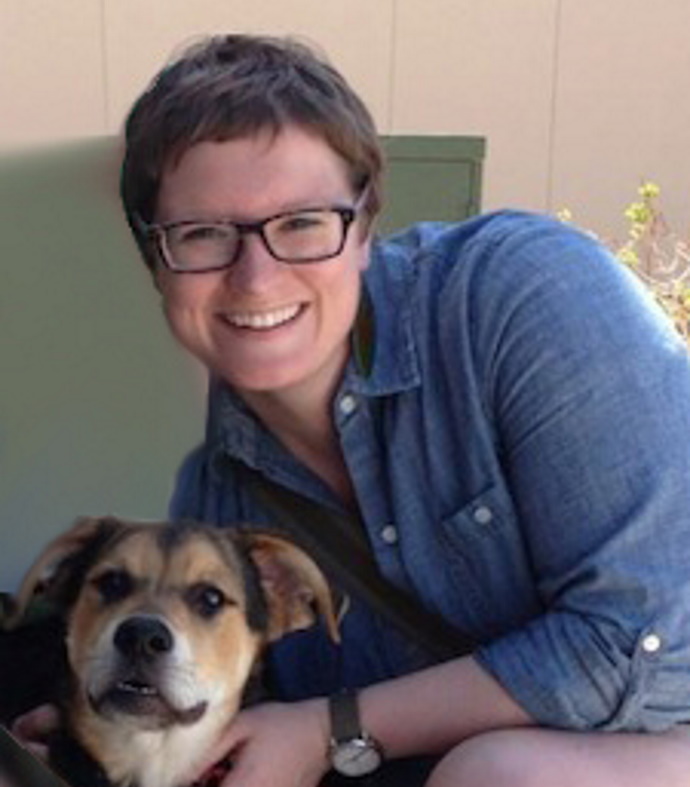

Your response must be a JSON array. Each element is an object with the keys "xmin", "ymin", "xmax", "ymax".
[{"xmin": 154, "ymin": 126, "xmax": 370, "ymax": 398}]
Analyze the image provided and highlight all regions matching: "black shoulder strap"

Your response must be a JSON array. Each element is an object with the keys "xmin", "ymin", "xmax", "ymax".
[{"xmin": 229, "ymin": 459, "xmax": 477, "ymax": 662}]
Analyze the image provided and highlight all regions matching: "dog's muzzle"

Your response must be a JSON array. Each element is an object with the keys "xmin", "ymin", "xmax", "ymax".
[{"xmin": 89, "ymin": 615, "xmax": 207, "ymax": 728}]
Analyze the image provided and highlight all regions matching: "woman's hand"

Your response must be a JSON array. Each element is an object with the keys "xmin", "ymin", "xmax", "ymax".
[
  {"xmin": 10, "ymin": 704, "xmax": 60, "ymax": 761},
  {"xmin": 199, "ymin": 699, "xmax": 332, "ymax": 787}
]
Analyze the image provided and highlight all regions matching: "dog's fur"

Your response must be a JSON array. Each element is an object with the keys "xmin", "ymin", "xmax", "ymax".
[{"xmin": 3, "ymin": 516, "xmax": 338, "ymax": 787}]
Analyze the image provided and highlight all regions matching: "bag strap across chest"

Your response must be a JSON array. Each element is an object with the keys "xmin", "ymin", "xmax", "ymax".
[{"xmin": 230, "ymin": 458, "xmax": 477, "ymax": 662}]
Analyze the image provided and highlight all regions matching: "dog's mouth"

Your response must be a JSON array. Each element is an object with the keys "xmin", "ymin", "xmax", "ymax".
[{"xmin": 91, "ymin": 675, "xmax": 207, "ymax": 728}]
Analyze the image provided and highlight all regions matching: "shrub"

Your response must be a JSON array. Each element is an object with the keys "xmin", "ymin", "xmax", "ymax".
[{"xmin": 560, "ymin": 183, "xmax": 690, "ymax": 343}]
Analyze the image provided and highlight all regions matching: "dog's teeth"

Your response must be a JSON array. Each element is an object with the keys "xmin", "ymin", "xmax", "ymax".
[{"xmin": 117, "ymin": 680, "xmax": 157, "ymax": 696}]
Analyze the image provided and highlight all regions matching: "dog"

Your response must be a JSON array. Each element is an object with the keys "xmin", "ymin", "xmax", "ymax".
[{"xmin": 2, "ymin": 516, "xmax": 339, "ymax": 787}]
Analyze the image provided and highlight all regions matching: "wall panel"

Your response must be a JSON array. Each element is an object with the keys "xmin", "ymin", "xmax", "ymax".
[
  {"xmin": 391, "ymin": 0, "xmax": 559, "ymax": 213},
  {"xmin": 551, "ymin": 0, "xmax": 690, "ymax": 236},
  {"xmin": 0, "ymin": 0, "xmax": 106, "ymax": 149}
]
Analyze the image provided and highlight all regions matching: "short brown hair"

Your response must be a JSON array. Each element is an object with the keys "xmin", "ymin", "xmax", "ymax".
[{"xmin": 120, "ymin": 34, "xmax": 383, "ymax": 269}]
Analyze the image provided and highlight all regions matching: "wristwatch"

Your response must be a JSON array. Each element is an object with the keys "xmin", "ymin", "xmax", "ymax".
[{"xmin": 328, "ymin": 689, "xmax": 383, "ymax": 777}]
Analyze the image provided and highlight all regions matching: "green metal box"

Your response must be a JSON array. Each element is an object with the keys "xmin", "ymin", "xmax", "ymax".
[{"xmin": 379, "ymin": 135, "xmax": 486, "ymax": 234}]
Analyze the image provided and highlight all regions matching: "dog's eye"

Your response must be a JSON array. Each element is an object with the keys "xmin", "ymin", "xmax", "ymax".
[
  {"xmin": 188, "ymin": 584, "xmax": 228, "ymax": 619},
  {"xmin": 93, "ymin": 570, "xmax": 133, "ymax": 604}
]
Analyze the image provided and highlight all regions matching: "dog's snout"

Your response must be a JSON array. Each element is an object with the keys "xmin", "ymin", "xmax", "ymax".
[{"xmin": 114, "ymin": 616, "xmax": 174, "ymax": 660}]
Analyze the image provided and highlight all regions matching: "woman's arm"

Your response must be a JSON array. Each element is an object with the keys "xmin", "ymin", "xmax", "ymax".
[
  {"xmin": 206, "ymin": 655, "xmax": 530, "ymax": 787},
  {"xmin": 359, "ymin": 654, "xmax": 531, "ymax": 758}
]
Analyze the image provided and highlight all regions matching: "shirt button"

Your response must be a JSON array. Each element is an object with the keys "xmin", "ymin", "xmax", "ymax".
[
  {"xmin": 642, "ymin": 633, "xmax": 662, "ymax": 653},
  {"xmin": 339, "ymin": 394, "xmax": 357, "ymax": 415},
  {"xmin": 380, "ymin": 525, "xmax": 399, "ymax": 545},
  {"xmin": 473, "ymin": 505, "xmax": 493, "ymax": 525}
]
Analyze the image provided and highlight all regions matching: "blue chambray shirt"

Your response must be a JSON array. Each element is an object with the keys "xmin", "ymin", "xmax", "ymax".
[{"xmin": 170, "ymin": 210, "xmax": 690, "ymax": 732}]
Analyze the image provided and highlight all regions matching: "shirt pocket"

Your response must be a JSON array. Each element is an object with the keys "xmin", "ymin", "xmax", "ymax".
[{"xmin": 434, "ymin": 483, "xmax": 542, "ymax": 638}]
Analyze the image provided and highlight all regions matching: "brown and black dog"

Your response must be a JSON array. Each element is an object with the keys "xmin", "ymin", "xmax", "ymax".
[{"xmin": 2, "ymin": 516, "xmax": 338, "ymax": 787}]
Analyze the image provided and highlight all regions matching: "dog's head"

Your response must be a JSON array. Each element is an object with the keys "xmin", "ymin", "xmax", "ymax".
[{"xmin": 8, "ymin": 516, "xmax": 339, "ymax": 787}]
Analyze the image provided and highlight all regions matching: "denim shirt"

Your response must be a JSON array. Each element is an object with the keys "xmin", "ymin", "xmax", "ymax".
[{"xmin": 170, "ymin": 210, "xmax": 690, "ymax": 732}]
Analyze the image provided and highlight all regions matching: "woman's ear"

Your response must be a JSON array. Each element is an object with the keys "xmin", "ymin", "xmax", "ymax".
[
  {"xmin": 357, "ymin": 234, "xmax": 372, "ymax": 272},
  {"xmin": 152, "ymin": 267, "xmax": 164, "ymax": 293}
]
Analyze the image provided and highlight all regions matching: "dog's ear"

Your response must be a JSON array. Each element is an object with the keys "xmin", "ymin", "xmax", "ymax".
[
  {"xmin": 5, "ymin": 516, "xmax": 124, "ymax": 629},
  {"xmin": 238, "ymin": 532, "xmax": 340, "ymax": 644}
]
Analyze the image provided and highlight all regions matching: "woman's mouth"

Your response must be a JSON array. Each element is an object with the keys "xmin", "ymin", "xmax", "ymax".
[{"xmin": 220, "ymin": 303, "xmax": 304, "ymax": 331}]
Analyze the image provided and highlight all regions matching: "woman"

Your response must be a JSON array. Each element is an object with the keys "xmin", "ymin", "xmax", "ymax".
[{"xmin": 17, "ymin": 34, "xmax": 690, "ymax": 787}]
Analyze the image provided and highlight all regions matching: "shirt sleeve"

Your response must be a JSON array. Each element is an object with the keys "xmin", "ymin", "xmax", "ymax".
[
  {"xmin": 468, "ymin": 215, "xmax": 690, "ymax": 731},
  {"xmin": 168, "ymin": 443, "xmax": 210, "ymax": 522}
]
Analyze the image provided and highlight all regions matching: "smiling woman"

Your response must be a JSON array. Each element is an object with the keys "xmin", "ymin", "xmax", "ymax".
[{"xmin": 152, "ymin": 130, "xmax": 370, "ymax": 401}]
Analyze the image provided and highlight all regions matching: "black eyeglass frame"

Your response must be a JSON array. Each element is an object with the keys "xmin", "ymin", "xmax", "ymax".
[{"xmin": 137, "ymin": 199, "xmax": 364, "ymax": 274}]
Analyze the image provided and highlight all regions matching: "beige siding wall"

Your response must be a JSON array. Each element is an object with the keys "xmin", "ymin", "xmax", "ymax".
[{"xmin": 1, "ymin": 0, "xmax": 689, "ymax": 236}]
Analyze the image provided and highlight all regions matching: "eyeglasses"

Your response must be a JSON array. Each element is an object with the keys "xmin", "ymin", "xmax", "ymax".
[{"xmin": 139, "ymin": 193, "xmax": 366, "ymax": 274}]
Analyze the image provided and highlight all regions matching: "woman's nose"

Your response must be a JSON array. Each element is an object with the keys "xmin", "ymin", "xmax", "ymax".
[{"xmin": 225, "ymin": 233, "xmax": 285, "ymax": 291}]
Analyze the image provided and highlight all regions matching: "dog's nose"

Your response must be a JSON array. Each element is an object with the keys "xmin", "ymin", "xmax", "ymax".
[{"xmin": 114, "ymin": 616, "xmax": 174, "ymax": 660}]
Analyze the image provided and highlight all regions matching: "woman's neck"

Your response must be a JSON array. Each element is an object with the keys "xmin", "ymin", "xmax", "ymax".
[{"xmin": 238, "ymin": 361, "xmax": 356, "ymax": 506}]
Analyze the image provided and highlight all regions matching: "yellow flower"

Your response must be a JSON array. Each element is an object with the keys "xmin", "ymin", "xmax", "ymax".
[
  {"xmin": 638, "ymin": 181, "xmax": 661, "ymax": 200},
  {"xmin": 624, "ymin": 201, "xmax": 652, "ymax": 226}
]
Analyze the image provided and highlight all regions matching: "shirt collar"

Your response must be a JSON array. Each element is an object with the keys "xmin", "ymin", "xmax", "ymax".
[{"xmin": 347, "ymin": 238, "xmax": 421, "ymax": 396}]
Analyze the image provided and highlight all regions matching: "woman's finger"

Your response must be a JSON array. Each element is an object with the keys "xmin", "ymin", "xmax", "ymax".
[{"xmin": 11, "ymin": 704, "xmax": 60, "ymax": 749}]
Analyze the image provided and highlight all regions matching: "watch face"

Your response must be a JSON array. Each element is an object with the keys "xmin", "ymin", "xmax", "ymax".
[{"xmin": 332, "ymin": 738, "xmax": 382, "ymax": 777}]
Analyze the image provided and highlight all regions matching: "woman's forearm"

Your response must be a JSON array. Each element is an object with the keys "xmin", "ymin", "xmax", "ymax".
[{"xmin": 358, "ymin": 656, "xmax": 534, "ymax": 759}]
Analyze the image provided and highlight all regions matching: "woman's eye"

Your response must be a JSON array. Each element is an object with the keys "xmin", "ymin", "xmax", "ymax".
[
  {"xmin": 278, "ymin": 213, "xmax": 323, "ymax": 233},
  {"xmin": 93, "ymin": 570, "xmax": 133, "ymax": 604},
  {"xmin": 178, "ymin": 224, "xmax": 228, "ymax": 244}
]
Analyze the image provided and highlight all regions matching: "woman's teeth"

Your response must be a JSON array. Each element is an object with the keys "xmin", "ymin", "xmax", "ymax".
[{"xmin": 224, "ymin": 304, "xmax": 301, "ymax": 330}]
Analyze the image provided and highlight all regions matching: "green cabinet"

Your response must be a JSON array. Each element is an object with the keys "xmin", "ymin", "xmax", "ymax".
[
  {"xmin": 0, "ymin": 134, "xmax": 485, "ymax": 591},
  {"xmin": 379, "ymin": 136, "xmax": 486, "ymax": 234}
]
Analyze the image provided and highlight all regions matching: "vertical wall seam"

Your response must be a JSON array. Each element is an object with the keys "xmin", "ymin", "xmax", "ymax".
[
  {"xmin": 386, "ymin": 0, "xmax": 399, "ymax": 133},
  {"xmin": 98, "ymin": 0, "xmax": 110, "ymax": 133},
  {"xmin": 545, "ymin": 0, "xmax": 564, "ymax": 212}
]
